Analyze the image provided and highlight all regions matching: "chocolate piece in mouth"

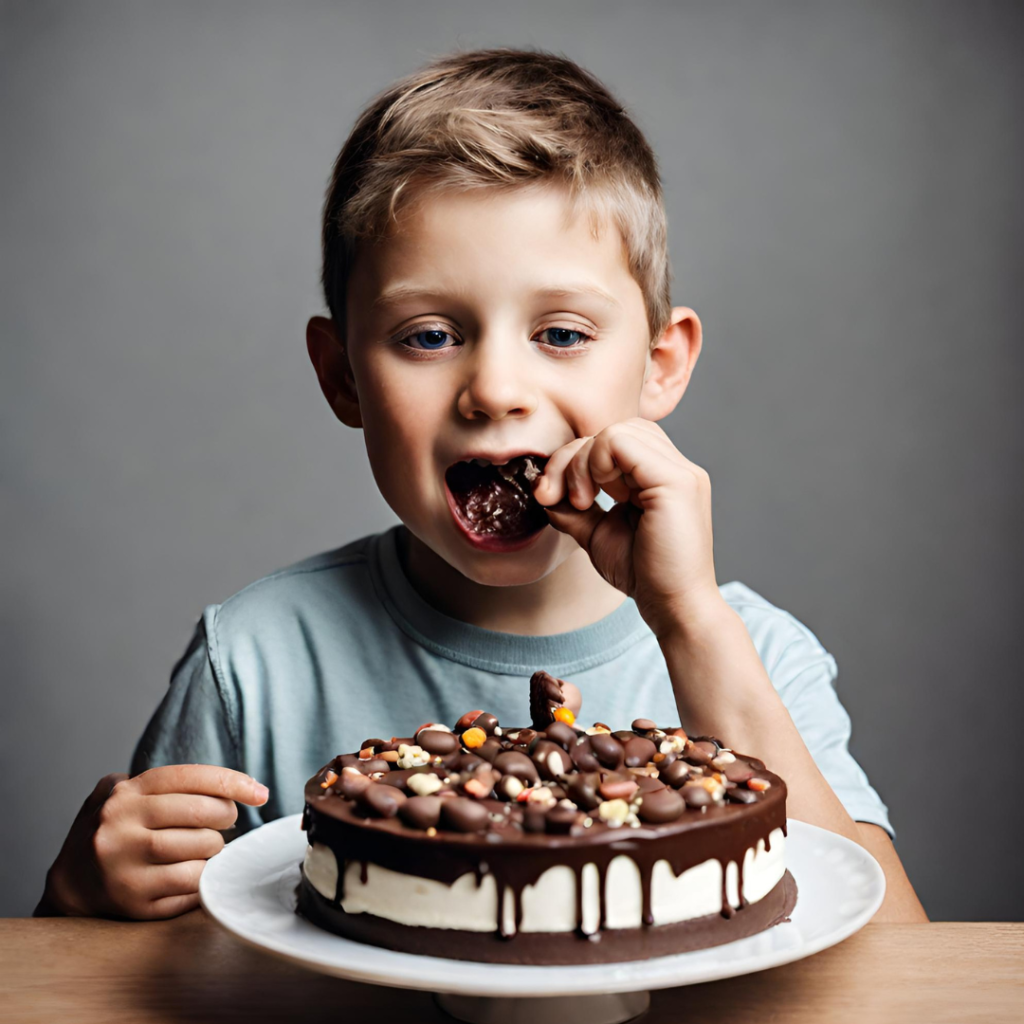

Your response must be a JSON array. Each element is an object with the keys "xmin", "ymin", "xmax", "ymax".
[{"xmin": 445, "ymin": 455, "xmax": 549, "ymax": 538}]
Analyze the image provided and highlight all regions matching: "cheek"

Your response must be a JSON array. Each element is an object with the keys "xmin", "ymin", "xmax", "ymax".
[
  {"xmin": 356, "ymin": 365, "xmax": 448, "ymax": 487},
  {"xmin": 561, "ymin": 349, "xmax": 648, "ymax": 433}
]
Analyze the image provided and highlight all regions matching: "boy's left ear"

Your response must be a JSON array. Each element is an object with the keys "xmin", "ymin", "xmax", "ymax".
[
  {"xmin": 306, "ymin": 316, "xmax": 362, "ymax": 429},
  {"xmin": 639, "ymin": 306, "xmax": 703, "ymax": 421}
]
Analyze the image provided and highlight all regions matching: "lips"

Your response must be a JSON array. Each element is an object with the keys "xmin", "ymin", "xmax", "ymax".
[{"xmin": 444, "ymin": 454, "xmax": 550, "ymax": 545}]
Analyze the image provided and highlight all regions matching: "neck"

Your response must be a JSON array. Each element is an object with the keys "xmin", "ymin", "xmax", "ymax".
[{"xmin": 398, "ymin": 527, "xmax": 627, "ymax": 635}]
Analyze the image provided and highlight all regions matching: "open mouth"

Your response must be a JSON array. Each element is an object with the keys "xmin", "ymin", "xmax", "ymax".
[{"xmin": 444, "ymin": 454, "xmax": 550, "ymax": 546}]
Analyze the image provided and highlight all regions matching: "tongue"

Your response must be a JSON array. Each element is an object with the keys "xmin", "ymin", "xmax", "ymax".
[{"xmin": 446, "ymin": 456, "xmax": 549, "ymax": 538}]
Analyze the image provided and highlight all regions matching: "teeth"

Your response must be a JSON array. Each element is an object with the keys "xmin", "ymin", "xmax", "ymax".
[{"xmin": 460, "ymin": 454, "xmax": 545, "ymax": 470}]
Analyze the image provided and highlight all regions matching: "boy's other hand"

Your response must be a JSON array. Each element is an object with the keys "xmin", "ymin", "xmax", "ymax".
[
  {"xmin": 534, "ymin": 418, "xmax": 722, "ymax": 638},
  {"xmin": 36, "ymin": 765, "xmax": 269, "ymax": 920}
]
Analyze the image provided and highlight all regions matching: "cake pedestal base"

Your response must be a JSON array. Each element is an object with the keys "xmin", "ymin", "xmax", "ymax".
[{"xmin": 434, "ymin": 990, "xmax": 650, "ymax": 1024}]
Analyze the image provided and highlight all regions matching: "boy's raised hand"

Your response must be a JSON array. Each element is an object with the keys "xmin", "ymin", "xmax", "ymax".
[
  {"xmin": 535, "ymin": 418, "xmax": 721, "ymax": 638},
  {"xmin": 37, "ymin": 764, "xmax": 269, "ymax": 919}
]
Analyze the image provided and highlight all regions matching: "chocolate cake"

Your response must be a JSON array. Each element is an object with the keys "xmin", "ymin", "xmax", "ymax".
[{"xmin": 298, "ymin": 671, "xmax": 796, "ymax": 964}]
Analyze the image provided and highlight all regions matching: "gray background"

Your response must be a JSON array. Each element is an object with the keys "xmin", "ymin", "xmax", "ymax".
[{"xmin": 2, "ymin": 0, "xmax": 1021, "ymax": 921}]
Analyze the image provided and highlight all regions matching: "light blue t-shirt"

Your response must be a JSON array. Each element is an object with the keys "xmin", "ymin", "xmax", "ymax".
[{"xmin": 131, "ymin": 526, "xmax": 892, "ymax": 836}]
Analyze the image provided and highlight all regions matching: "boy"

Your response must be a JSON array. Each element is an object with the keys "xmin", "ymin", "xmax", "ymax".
[{"xmin": 37, "ymin": 48, "xmax": 926, "ymax": 922}]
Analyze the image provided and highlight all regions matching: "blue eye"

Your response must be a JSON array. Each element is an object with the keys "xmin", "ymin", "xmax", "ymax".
[
  {"xmin": 402, "ymin": 329, "xmax": 456, "ymax": 350},
  {"xmin": 539, "ymin": 328, "xmax": 588, "ymax": 348}
]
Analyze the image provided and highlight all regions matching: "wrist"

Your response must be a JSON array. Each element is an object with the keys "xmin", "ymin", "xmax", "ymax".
[{"xmin": 654, "ymin": 592, "xmax": 738, "ymax": 649}]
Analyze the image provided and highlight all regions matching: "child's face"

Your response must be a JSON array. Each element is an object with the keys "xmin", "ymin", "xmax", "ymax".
[{"xmin": 334, "ymin": 186, "xmax": 673, "ymax": 587}]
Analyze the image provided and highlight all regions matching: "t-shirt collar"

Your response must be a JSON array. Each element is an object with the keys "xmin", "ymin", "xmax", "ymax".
[{"xmin": 369, "ymin": 526, "xmax": 650, "ymax": 675}]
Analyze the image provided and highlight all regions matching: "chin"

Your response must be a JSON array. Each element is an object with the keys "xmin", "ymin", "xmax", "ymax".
[{"xmin": 448, "ymin": 532, "xmax": 566, "ymax": 587}]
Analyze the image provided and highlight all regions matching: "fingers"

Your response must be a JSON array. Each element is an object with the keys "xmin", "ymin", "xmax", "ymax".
[
  {"xmin": 543, "ymin": 498, "xmax": 606, "ymax": 552},
  {"xmin": 141, "ymin": 793, "xmax": 241, "ymax": 831},
  {"xmin": 587, "ymin": 427, "xmax": 681, "ymax": 496},
  {"xmin": 110, "ymin": 863, "xmax": 206, "ymax": 920},
  {"xmin": 143, "ymin": 827, "xmax": 225, "ymax": 864},
  {"xmin": 149, "ymin": 859, "xmax": 207, "ymax": 897},
  {"xmin": 534, "ymin": 437, "xmax": 590, "ymax": 507},
  {"xmin": 79, "ymin": 765, "xmax": 255, "ymax": 921},
  {"xmin": 144, "ymin": 892, "xmax": 202, "ymax": 920},
  {"xmin": 536, "ymin": 419, "xmax": 697, "ymax": 513},
  {"xmin": 133, "ymin": 764, "xmax": 269, "ymax": 806}
]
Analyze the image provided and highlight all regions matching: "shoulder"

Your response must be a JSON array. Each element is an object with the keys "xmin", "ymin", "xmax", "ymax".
[
  {"xmin": 205, "ymin": 532, "xmax": 383, "ymax": 655},
  {"xmin": 219, "ymin": 533, "xmax": 375, "ymax": 614},
  {"xmin": 718, "ymin": 580, "xmax": 837, "ymax": 689}
]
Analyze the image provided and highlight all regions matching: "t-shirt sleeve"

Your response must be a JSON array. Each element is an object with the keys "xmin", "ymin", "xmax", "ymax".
[
  {"xmin": 771, "ymin": 639, "xmax": 894, "ymax": 839},
  {"xmin": 726, "ymin": 583, "xmax": 894, "ymax": 839},
  {"xmin": 130, "ymin": 606, "xmax": 241, "ymax": 778}
]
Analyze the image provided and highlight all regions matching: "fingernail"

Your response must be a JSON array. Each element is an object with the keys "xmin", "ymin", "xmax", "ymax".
[{"xmin": 254, "ymin": 783, "xmax": 270, "ymax": 802}]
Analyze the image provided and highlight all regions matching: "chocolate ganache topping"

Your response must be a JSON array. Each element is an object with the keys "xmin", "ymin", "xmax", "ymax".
[{"xmin": 302, "ymin": 671, "xmax": 787, "ymax": 939}]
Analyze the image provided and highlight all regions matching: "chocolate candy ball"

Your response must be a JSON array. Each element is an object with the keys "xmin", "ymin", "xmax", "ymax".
[
  {"xmin": 660, "ymin": 760, "xmax": 692, "ymax": 788},
  {"xmin": 440, "ymin": 797, "xmax": 490, "ymax": 833},
  {"xmin": 531, "ymin": 740, "xmax": 573, "ymax": 780},
  {"xmin": 398, "ymin": 796, "xmax": 443, "ymax": 830},
  {"xmin": 684, "ymin": 739, "xmax": 718, "ymax": 766},
  {"xmin": 589, "ymin": 732, "xmax": 625, "ymax": 769},
  {"xmin": 727, "ymin": 788, "xmax": 759, "ymax": 805},
  {"xmin": 723, "ymin": 758, "xmax": 755, "ymax": 784},
  {"xmin": 474, "ymin": 712, "xmax": 499, "ymax": 735},
  {"xmin": 636, "ymin": 775, "xmax": 666, "ymax": 794},
  {"xmin": 494, "ymin": 751, "xmax": 540, "ymax": 785},
  {"xmin": 358, "ymin": 783, "xmax": 407, "ymax": 818},
  {"xmin": 570, "ymin": 737, "xmax": 600, "ymax": 772},
  {"xmin": 637, "ymin": 787, "xmax": 685, "ymax": 824},
  {"xmin": 567, "ymin": 773, "xmax": 601, "ymax": 810},
  {"xmin": 682, "ymin": 785, "xmax": 715, "ymax": 809},
  {"xmin": 476, "ymin": 737, "xmax": 504, "ymax": 764},
  {"xmin": 418, "ymin": 729, "xmax": 459, "ymax": 755},
  {"xmin": 336, "ymin": 770, "xmax": 371, "ymax": 799},
  {"xmin": 509, "ymin": 728, "xmax": 538, "ymax": 748},
  {"xmin": 623, "ymin": 736, "xmax": 657, "ymax": 767},
  {"xmin": 544, "ymin": 721, "xmax": 578, "ymax": 750}
]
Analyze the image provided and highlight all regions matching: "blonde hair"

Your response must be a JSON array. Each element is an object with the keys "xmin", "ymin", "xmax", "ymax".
[{"xmin": 321, "ymin": 48, "xmax": 671, "ymax": 340}]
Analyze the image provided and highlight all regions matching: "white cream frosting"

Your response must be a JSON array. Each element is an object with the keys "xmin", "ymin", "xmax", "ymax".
[{"xmin": 303, "ymin": 827, "xmax": 785, "ymax": 935}]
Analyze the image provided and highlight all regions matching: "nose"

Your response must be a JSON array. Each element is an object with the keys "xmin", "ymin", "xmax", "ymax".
[{"xmin": 456, "ymin": 335, "xmax": 537, "ymax": 421}]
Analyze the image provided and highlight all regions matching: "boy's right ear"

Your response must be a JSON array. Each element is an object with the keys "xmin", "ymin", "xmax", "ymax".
[{"xmin": 306, "ymin": 316, "xmax": 362, "ymax": 428}]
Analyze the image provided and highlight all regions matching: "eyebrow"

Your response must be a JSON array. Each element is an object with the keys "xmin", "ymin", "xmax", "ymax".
[{"xmin": 372, "ymin": 282, "xmax": 622, "ymax": 310}]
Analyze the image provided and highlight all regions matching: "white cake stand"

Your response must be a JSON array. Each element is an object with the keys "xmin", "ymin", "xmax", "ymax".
[{"xmin": 200, "ymin": 815, "xmax": 884, "ymax": 1024}]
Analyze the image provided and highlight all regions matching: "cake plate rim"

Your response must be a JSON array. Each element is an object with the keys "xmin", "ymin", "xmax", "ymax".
[{"xmin": 199, "ymin": 813, "xmax": 884, "ymax": 997}]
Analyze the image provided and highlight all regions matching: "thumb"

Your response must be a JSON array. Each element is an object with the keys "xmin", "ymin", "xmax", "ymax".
[{"xmin": 544, "ymin": 499, "xmax": 605, "ymax": 555}]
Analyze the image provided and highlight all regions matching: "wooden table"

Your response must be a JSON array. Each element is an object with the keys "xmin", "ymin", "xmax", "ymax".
[{"xmin": 1, "ymin": 913, "xmax": 1021, "ymax": 1023}]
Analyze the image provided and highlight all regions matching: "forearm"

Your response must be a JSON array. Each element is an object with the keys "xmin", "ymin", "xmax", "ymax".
[
  {"xmin": 658, "ymin": 598, "xmax": 927, "ymax": 921},
  {"xmin": 659, "ymin": 599, "xmax": 861, "ymax": 840}
]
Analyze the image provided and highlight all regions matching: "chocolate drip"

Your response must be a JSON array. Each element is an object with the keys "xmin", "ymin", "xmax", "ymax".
[
  {"xmin": 640, "ymin": 862, "xmax": 654, "ymax": 926},
  {"xmin": 306, "ymin": 769, "xmax": 785, "ymax": 937},
  {"xmin": 720, "ymin": 866, "xmax": 734, "ymax": 919},
  {"xmin": 573, "ymin": 862, "xmax": 584, "ymax": 937},
  {"xmin": 298, "ymin": 871, "xmax": 798, "ymax": 964}
]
